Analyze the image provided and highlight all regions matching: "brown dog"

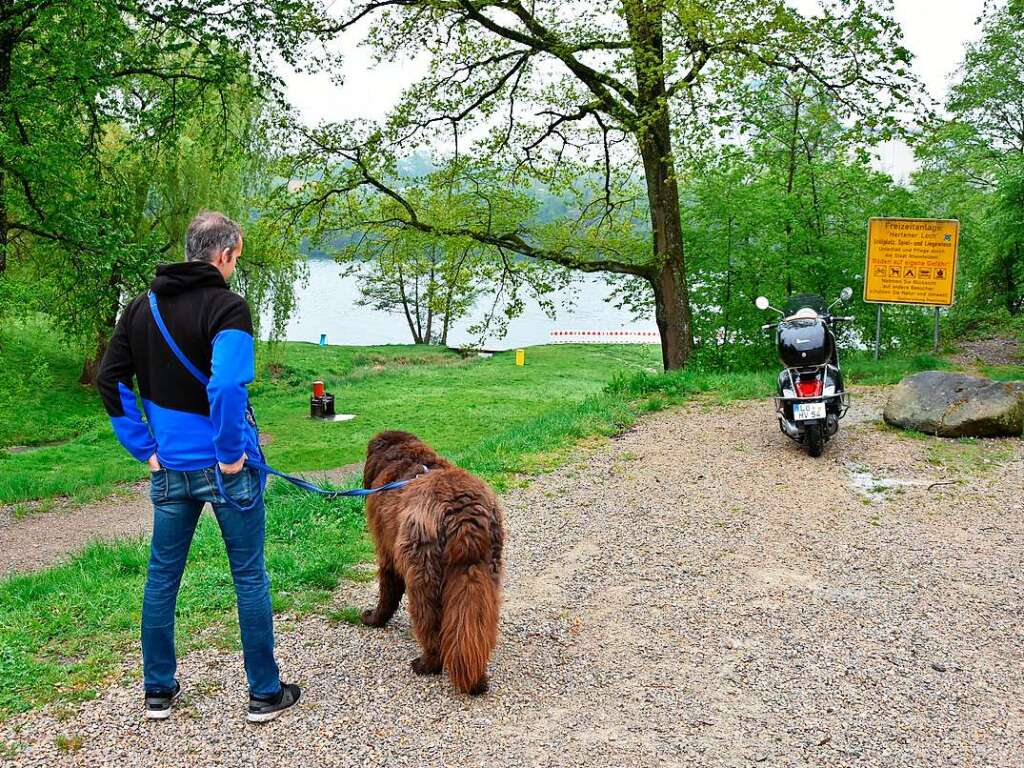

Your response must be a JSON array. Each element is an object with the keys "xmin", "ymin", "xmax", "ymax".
[{"xmin": 361, "ymin": 431, "xmax": 504, "ymax": 695}]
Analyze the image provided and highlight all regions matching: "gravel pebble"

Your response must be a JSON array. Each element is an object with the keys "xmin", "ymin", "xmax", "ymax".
[{"xmin": 1, "ymin": 388, "xmax": 1022, "ymax": 767}]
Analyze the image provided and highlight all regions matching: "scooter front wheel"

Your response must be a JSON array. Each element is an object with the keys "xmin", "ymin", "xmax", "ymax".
[{"xmin": 805, "ymin": 422, "xmax": 824, "ymax": 457}]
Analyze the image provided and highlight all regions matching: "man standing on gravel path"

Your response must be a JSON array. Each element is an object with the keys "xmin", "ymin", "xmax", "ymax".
[{"xmin": 96, "ymin": 211, "xmax": 301, "ymax": 723}]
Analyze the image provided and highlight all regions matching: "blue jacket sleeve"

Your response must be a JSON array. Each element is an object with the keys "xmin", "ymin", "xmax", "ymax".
[
  {"xmin": 207, "ymin": 326, "xmax": 255, "ymax": 464},
  {"xmin": 96, "ymin": 301, "xmax": 158, "ymax": 462}
]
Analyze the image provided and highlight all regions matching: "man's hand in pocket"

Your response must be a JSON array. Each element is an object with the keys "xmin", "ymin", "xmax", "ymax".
[
  {"xmin": 147, "ymin": 453, "xmax": 161, "ymax": 472},
  {"xmin": 219, "ymin": 453, "xmax": 247, "ymax": 475}
]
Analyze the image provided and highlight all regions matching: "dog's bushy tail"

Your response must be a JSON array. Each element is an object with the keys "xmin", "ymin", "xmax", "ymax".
[{"xmin": 440, "ymin": 504, "xmax": 501, "ymax": 695}]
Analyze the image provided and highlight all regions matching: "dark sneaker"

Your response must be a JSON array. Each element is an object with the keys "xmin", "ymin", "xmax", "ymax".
[
  {"xmin": 144, "ymin": 680, "xmax": 181, "ymax": 720},
  {"xmin": 247, "ymin": 682, "xmax": 301, "ymax": 723}
]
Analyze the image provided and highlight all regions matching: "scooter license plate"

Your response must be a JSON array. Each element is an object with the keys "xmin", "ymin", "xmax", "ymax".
[{"xmin": 793, "ymin": 402, "xmax": 826, "ymax": 421}]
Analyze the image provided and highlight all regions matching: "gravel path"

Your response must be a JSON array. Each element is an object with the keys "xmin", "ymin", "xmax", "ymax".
[
  {"xmin": 2, "ymin": 390, "xmax": 1022, "ymax": 767},
  {"xmin": 0, "ymin": 464, "xmax": 362, "ymax": 576}
]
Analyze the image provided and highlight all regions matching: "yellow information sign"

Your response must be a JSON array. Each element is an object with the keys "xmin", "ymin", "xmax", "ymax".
[{"xmin": 864, "ymin": 218, "xmax": 960, "ymax": 306}]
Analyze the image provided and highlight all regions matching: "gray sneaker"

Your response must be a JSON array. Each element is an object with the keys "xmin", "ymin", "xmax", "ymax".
[
  {"xmin": 247, "ymin": 682, "xmax": 301, "ymax": 723},
  {"xmin": 144, "ymin": 680, "xmax": 181, "ymax": 720}
]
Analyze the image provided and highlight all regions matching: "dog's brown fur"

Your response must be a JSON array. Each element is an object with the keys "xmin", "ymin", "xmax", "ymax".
[{"xmin": 361, "ymin": 431, "xmax": 504, "ymax": 695}]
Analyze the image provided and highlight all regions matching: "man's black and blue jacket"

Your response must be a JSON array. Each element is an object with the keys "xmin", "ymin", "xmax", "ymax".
[{"xmin": 97, "ymin": 262, "xmax": 260, "ymax": 470}]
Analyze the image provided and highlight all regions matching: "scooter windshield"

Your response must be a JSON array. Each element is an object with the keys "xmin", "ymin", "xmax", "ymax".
[{"xmin": 783, "ymin": 293, "xmax": 827, "ymax": 316}]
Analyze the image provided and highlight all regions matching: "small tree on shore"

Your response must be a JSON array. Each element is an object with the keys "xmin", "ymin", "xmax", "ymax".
[{"xmin": 303, "ymin": 158, "xmax": 571, "ymax": 346}]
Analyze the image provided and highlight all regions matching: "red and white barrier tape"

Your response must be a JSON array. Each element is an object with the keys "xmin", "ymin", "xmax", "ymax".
[{"xmin": 549, "ymin": 330, "xmax": 659, "ymax": 343}]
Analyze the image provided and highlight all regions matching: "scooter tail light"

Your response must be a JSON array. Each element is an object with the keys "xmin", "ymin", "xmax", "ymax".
[{"xmin": 795, "ymin": 379, "xmax": 823, "ymax": 398}]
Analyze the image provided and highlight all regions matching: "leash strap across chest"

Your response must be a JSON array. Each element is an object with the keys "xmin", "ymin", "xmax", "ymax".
[
  {"xmin": 148, "ymin": 291, "xmax": 210, "ymax": 386},
  {"xmin": 147, "ymin": 290, "xmax": 424, "ymax": 510}
]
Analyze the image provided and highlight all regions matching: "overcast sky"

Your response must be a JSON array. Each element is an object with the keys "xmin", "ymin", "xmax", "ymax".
[{"xmin": 283, "ymin": 0, "xmax": 989, "ymax": 179}]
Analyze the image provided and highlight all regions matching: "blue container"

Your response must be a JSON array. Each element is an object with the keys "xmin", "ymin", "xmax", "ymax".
[{"xmin": 319, "ymin": 334, "xmax": 327, "ymax": 347}]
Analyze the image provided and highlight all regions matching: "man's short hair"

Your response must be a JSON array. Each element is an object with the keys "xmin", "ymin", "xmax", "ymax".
[{"xmin": 185, "ymin": 210, "xmax": 242, "ymax": 263}]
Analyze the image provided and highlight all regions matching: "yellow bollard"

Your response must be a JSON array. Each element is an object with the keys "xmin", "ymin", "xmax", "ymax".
[{"xmin": 515, "ymin": 348, "xmax": 525, "ymax": 366}]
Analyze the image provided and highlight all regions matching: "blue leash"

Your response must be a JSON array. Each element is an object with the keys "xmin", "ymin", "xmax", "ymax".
[
  {"xmin": 148, "ymin": 291, "xmax": 422, "ymax": 512},
  {"xmin": 214, "ymin": 458, "xmax": 428, "ymax": 513}
]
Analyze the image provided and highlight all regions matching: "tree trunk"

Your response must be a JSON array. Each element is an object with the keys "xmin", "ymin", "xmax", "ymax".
[
  {"xmin": 440, "ymin": 302, "xmax": 451, "ymax": 346},
  {"xmin": 440, "ymin": 246, "xmax": 469, "ymax": 347},
  {"xmin": 412, "ymin": 273, "xmax": 425, "ymax": 343},
  {"xmin": 722, "ymin": 212, "xmax": 734, "ymax": 365},
  {"xmin": 393, "ymin": 260, "xmax": 423, "ymax": 343},
  {"xmin": 0, "ymin": 163, "xmax": 7, "ymax": 276},
  {"xmin": 649, "ymin": 257, "xmax": 692, "ymax": 371},
  {"xmin": 79, "ymin": 333, "xmax": 109, "ymax": 386},
  {"xmin": 0, "ymin": 22, "xmax": 12, "ymax": 275},
  {"xmin": 424, "ymin": 252, "xmax": 435, "ymax": 344},
  {"xmin": 80, "ymin": 315, "xmax": 117, "ymax": 385},
  {"xmin": 79, "ymin": 268, "xmax": 123, "ymax": 385},
  {"xmin": 624, "ymin": 0, "xmax": 693, "ymax": 371},
  {"xmin": 780, "ymin": 85, "xmax": 805, "ymax": 296},
  {"xmin": 439, "ymin": 279, "xmax": 458, "ymax": 347},
  {"xmin": 639, "ymin": 120, "xmax": 693, "ymax": 371},
  {"xmin": 397, "ymin": 271, "xmax": 421, "ymax": 343},
  {"xmin": 1005, "ymin": 246, "xmax": 1020, "ymax": 316}
]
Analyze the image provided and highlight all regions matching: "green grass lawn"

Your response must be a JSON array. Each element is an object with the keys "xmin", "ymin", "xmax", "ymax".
[
  {"xmin": 0, "ymin": 321, "xmax": 145, "ymax": 506},
  {"xmin": 0, "ymin": 322, "xmax": 105, "ymax": 449},
  {"xmin": 250, "ymin": 341, "xmax": 659, "ymax": 479},
  {"xmin": 842, "ymin": 350, "xmax": 957, "ymax": 385},
  {"xmin": 0, "ymin": 317, "xmax": 659, "ymax": 504},
  {"xmin": 0, "ymin": 318, "xmax": 973, "ymax": 506},
  {"xmin": 980, "ymin": 363, "xmax": 1024, "ymax": 381}
]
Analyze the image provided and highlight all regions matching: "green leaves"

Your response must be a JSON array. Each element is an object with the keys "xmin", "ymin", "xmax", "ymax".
[
  {"xmin": 915, "ymin": 1, "xmax": 1024, "ymax": 324},
  {"xmin": 681, "ymin": 75, "xmax": 941, "ymax": 362},
  {"xmin": 0, "ymin": 1, "xmax": 310, "ymax": 372}
]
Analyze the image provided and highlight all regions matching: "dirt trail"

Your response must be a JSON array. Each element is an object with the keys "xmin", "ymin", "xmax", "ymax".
[
  {"xmin": 2, "ymin": 389, "xmax": 1022, "ymax": 767},
  {"xmin": 0, "ymin": 464, "xmax": 362, "ymax": 576},
  {"xmin": 951, "ymin": 336, "xmax": 1022, "ymax": 369},
  {"xmin": 0, "ymin": 485, "xmax": 152, "ymax": 575}
]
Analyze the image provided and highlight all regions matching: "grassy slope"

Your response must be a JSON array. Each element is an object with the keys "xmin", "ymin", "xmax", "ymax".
[
  {"xmin": 981, "ymin": 363, "xmax": 1024, "ymax": 381},
  {"xmin": 0, "ymin": 322, "xmax": 141, "ymax": 505},
  {"xmin": 0, "ymin": 323, "xmax": 101, "ymax": 447},
  {"xmin": 842, "ymin": 351, "xmax": 957, "ymax": 385}
]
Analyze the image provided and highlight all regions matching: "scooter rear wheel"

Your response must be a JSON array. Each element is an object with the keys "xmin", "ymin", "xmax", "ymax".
[{"xmin": 805, "ymin": 422, "xmax": 824, "ymax": 457}]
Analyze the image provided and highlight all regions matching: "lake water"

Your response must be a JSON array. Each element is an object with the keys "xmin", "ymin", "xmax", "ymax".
[{"xmin": 275, "ymin": 258, "xmax": 659, "ymax": 348}]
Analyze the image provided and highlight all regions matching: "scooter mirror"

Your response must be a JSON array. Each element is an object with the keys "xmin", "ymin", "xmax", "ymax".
[
  {"xmin": 755, "ymin": 296, "xmax": 770, "ymax": 311},
  {"xmin": 840, "ymin": 287, "xmax": 853, "ymax": 302}
]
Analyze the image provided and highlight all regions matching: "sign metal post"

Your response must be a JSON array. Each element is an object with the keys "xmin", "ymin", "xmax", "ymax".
[{"xmin": 875, "ymin": 305, "xmax": 882, "ymax": 361}]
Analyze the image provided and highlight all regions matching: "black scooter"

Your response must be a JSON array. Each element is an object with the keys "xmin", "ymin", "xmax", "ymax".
[{"xmin": 754, "ymin": 288, "xmax": 854, "ymax": 457}]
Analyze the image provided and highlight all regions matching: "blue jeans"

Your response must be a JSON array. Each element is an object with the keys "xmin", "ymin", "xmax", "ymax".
[{"xmin": 143, "ymin": 466, "xmax": 280, "ymax": 697}]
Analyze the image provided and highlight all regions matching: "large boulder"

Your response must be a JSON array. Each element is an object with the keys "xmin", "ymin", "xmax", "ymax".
[{"xmin": 883, "ymin": 371, "xmax": 1024, "ymax": 438}]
